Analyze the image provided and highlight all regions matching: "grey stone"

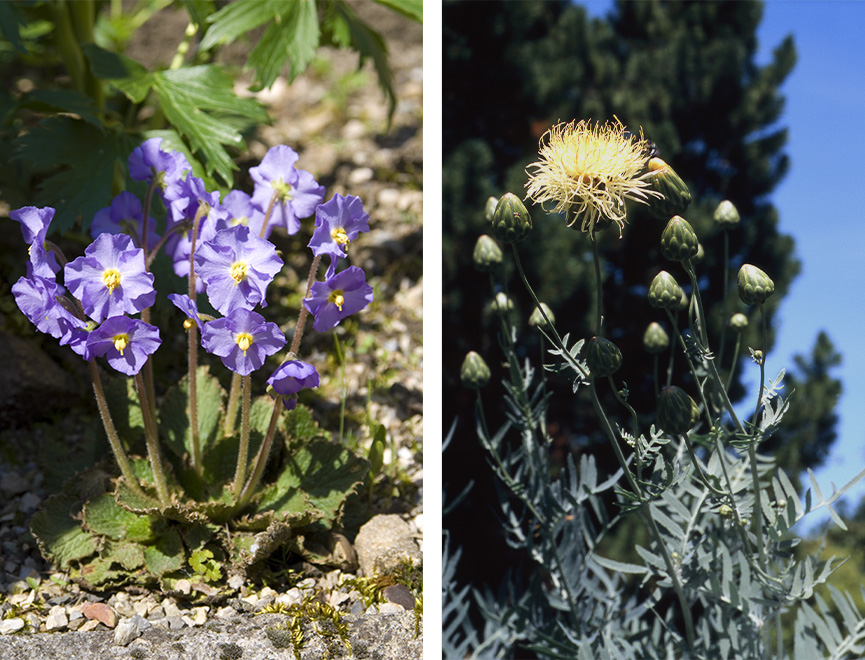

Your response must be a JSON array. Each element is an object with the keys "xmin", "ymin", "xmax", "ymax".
[
  {"xmin": 0, "ymin": 618, "xmax": 24, "ymax": 635},
  {"xmin": 383, "ymin": 584, "xmax": 416, "ymax": 611},
  {"xmin": 354, "ymin": 514, "xmax": 422, "ymax": 577},
  {"xmin": 0, "ymin": 611, "xmax": 422, "ymax": 659}
]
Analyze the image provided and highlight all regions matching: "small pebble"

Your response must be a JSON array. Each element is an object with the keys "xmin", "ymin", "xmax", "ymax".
[
  {"xmin": 0, "ymin": 618, "xmax": 25, "ymax": 634},
  {"xmin": 114, "ymin": 617, "xmax": 140, "ymax": 646},
  {"xmin": 214, "ymin": 605, "xmax": 236, "ymax": 619},
  {"xmin": 0, "ymin": 472, "xmax": 29, "ymax": 497},
  {"xmin": 44, "ymin": 604, "xmax": 68, "ymax": 631},
  {"xmin": 174, "ymin": 578, "xmax": 192, "ymax": 595},
  {"xmin": 383, "ymin": 584, "xmax": 416, "ymax": 611},
  {"xmin": 79, "ymin": 619, "xmax": 101, "ymax": 632},
  {"xmin": 82, "ymin": 602, "xmax": 117, "ymax": 628}
]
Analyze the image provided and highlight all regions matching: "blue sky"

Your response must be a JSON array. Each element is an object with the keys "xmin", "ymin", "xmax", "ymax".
[{"xmin": 578, "ymin": 0, "xmax": 865, "ymax": 526}]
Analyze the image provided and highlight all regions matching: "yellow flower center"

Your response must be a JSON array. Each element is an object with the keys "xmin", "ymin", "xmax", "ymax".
[
  {"xmin": 231, "ymin": 215, "xmax": 250, "ymax": 227},
  {"xmin": 236, "ymin": 333, "xmax": 254, "ymax": 355},
  {"xmin": 113, "ymin": 334, "xmax": 129, "ymax": 355},
  {"xmin": 271, "ymin": 178, "xmax": 294, "ymax": 203},
  {"xmin": 230, "ymin": 261, "xmax": 249, "ymax": 285},
  {"xmin": 331, "ymin": 227, "xmax": 349, "ymax": 247},
  {"xmin": 328, "ymin": 290, "xmax": 345, "ymax": 311},
  {"xmin": 103, "ymin": 268, "xmax": 122, "ymax": 294}
]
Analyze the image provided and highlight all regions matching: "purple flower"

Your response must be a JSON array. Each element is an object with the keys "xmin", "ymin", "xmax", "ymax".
[
  {"xmin": 303, "ymin": 266, "xmax": 373, "ymax": 332},
  {"xmin": 249, "ymin": 145, "xmax": 324, "ymax": 235},
  {"xmin": 308, "ymin": 194, "xmax": 370, "ymax": 260},
  {"xmin": 11, "ymin": 275, "xmax": 86, "ymax": 340},
  {"xmin": 267, "ymin": 360, "xmax": 320, "ymax": 410},
  {"xmin": 194, "ymin": 225, "xmax": 283, "ymax": 315},
  {"xmin": 167, "ymin": 293, "xmax": 204, "ymax": 331},
  {"xmin": 128, "ymin": 138, "xmax": 191, "ymax": 203},
  {"xmin": 164, "ymin": 173, "xmax": 227, "ymax": 289},
  {"xmin": 86, "ymin": 316, "xmax": 161, "ymax": 376},
  {"xmin": 224, "ymin": 190, "xmax": 270, "ymax": 239},
  {"xmin": 65, "ymin": 233, "xmax": 156, "ymax": 322},
  {"xmin": 91, "ymin": 191, "xmax": 161, "ymax": 250},
  {"xmin": 10, "ymin": 206, "xmax": 60, "ymax": 279},
  {"xmin": 201, "ymin": 308, "xmax": 285, "ymax": 375}
]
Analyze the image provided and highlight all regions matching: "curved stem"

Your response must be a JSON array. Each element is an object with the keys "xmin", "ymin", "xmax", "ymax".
[
  {"xmin": 88, "ymin": 360, "xmax": 147, "ymax": 499},
  {"xmin": 237, "ymin": 398, "xmax": 282, "ymax": 509},
  {"xmin": 134, "ymin": 372, "xmax": 170, "ymax": 506},
  {"xmin": 591, "ymin": 231, "xmax": 604, "ymax": 335},
  {"xmin": 259, "ymin": 190, "xmax": 280, "ymax": 239},
  {"xmin": 289, "ymin": 254, "xmax": 322, "ymax": 357},
  {"xmin": 233, "ymin": 374, "xmax": 252, "ymax": 497}
]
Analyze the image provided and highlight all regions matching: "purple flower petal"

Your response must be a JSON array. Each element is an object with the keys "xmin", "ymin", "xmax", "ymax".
[
  {"xmin": 200, "ymin": 307, "xmax": 285, "ymax": 375},
  {"xmin": 249, "ymin": 145, "xmax": 324, "ymax": 235},
  {"xmin": 267, "ymin": 360, "xmax": 320, "ymax": 410},
  {"xmin": 308, "ymin": 194, "xmax": 370, "ymax": 260},
  {"xmin": 303, "ymin": 266, "xmax": 373, "ymax": 332},
  {"xmin": 86, "ymin": 316, "xmax": 161, "ymax": 376}
]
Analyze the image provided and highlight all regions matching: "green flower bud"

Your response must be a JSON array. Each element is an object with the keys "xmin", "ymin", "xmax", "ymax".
[
  {"xmin": 491, "ymin": 291, "xmax": 514, "ymax": 315},
  {"xmin": 674, "ymin": 288, "xmax": 689, "ymax": 312},
  {"xmin": 737, "ymin": 264, "xmax": 775, "ymax": 305},
  {"xmin": 484, "ymin": 196, "xmax": 499, "ymax": 222},
  {"xmin": 473, "ymin": 235, "xmax": 503, "ymax": 272},
  {"xmin": 656, "ymin": 385, "xmax": 699, "ymax": 435},
  {"xmin": 529, "ymin": 303, "xmax": 555, "ymax": 329},
  {"xmin": 491, "ymin": 193, "xmax": 532, "ymax": 243},
  {"xmin": 729, "ymin": 312, "xmax": 748, "ymax": 332},
  {"xmin": 643, "ymin": 322, "xmax": 670, "ymax": 354},
  {"xmin": 660, "ymin": 215, "xmax": 700, "ymax": 262},
  {"xmin": 648, "ymin": 271, "xmax": 685, "ymax": 310},
  {"xmin": 694, "ymin": 243, "xmax": 705, "ymax": 263},
  {"xmin": 643, "ymin": 157, "xmax": 692, "ymax": 220},
  {"xmin": 718, "ymin": 504, "xmax": 734, "ymax": 518},
  {"xmin": 585, "ymin": 336, "xmax": 622, "ymax": 378},
  {"xmin": 714, "ymin": 200, "xmax": 740, "ymax": 228},
  {"xmin": 460, "ymin": 351, "xmax": 491, "ymax": 389}
]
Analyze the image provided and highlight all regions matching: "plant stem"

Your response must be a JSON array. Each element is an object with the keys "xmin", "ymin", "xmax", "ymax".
[
  {"xmin": 289, "ymin": 254, "xmax": 322, "ymax": 356},
  {"xmin": 224, "ymin": 372, "xmax": 242, "ymax": 436},
  {"xmin": 233, "ymin": 374, "xmax": 252, "ymax": 497},
  {"xmin": 186, "ymin": 203, "xmax": 208, "ymax": 475},
  {"xmin": 88, "ymin": 360, "xmax": 147, "ymax": 499},
  {"xmin": 717, "ymin": 230, "xmax": 731, "ymax": 367},
  {"xmin": 259, "ymin": 190, "xmax": 280, "ymax": 239},
  {"xmin": 134, "ymin": 373, "xmax": 170, "ymax": 506},
  {"xmin": 747, "ymin": 304, "xmax": 770, "ymax": 567},
  {"xmin": 591, "ymin": 231, "xmax": 604, "ymax": 335},
  {"xmin": 237, "ymin": 398, "xmax": 282, "ymax": 509}
]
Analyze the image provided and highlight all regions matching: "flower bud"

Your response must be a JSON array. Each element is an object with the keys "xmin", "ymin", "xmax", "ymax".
[
  {"xmin": 585, "ymin": 336, "xmax": 622, "ymax": 378},
  {"xmin": 484, "ymin": 196, "xmax": 499, "ymax": 222},
  {"xmin": 648, "ymin": 271, "xmax": 685, "ymax": 310},
  {"xmin": 461, "ymin": 351, "xmax": 491, "ymax": 389},
  {"xmin": 714, "ymin": 200, "xmax": 740, "ymax": 228},
  {"xmin": 737, "ymin": 264, "xmax": 774, "ymax": 305},
  {"xmin": 643, "ymin": 322, "xmax": 670, "ymax": 354},
  {"xmin": 729, "ymin": 312, "xmax": 748, "ymax": 332},
  {"xmin": 473, "ymin": 235, "xmax": 503, "ymax": 272},
  {"xmin": 529, "ymin": 303, "xmax": 555, "ymax": 329},
  {"xmin": 660, "ymin": 215, "xmax": 699, "ymax": 262},
  {"xmin": 643, "ymin": 157, "xmax": 691, "ymax": 220},
  {"xmin": 491, "ymin": 193, "xmax": 532, "ymax": 243},
  {"xmin": 491, "ymin": 291, "xmax": 513, "ymax": 315},
  {"xmin": 656, "ymin": 385, "xmax": 699, "ymax": 435},
  {"xmin": 674, "ymin": 288, "xmax": 689, "ymax": 312}
]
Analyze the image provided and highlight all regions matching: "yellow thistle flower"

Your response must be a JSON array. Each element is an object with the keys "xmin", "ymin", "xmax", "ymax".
[{"xmin": 524, "ymin": 118, "xmax": 661, "ymax": 236}]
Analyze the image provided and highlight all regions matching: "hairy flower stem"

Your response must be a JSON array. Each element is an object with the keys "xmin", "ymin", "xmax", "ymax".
[
  {"xmin": 134, "ymin": 372, "xmax": 170, "ymax": 506},
  {"xmin": 259, "ymin": 190, "xmax": 280, "ymax": 239},
  {"xmin": 289, "ymin": 254, "xmax": 323, "ymax": 357},
  {"xmin": 186, "ymin": 203, "xmax": 209, "ymax": 476},
  {"xmin": 88, "ymin": 360, "xmax": 147, "ymax": 499},
  {"xmin": 141, "ymin": 179, "xmax": 157, "ymax": 254},
  {"xmin": 224, "ymin": 372, "xmax": 242, "ymax": 436},
  {"xmin": 591, "ymin": 232, "xmax": 604, "ymax": 335},
  {"xmin": 236, "ymin": 399, "xmax": 282, "ymax": 509},
  {"xmin": 233, "ymin": 374, "xmax": 252, "ymax": 497},
  {"xmin": 588, "ymin": 381, "xmax": 695, "ymax": 649}
]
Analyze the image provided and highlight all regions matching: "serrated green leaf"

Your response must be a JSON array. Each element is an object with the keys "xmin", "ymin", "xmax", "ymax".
[
  {"xmin": 256, "ymin": 439, "xmax": 368, "ymax": 526},
  {"xmin": 152, "ymin": 65, "xmax": 268, "ymax": 185},
  {"xmin": 78, "ymin": 556, "xmax": 128, "ymax": 587},
  {"xmin": 144, "ymin": 528, "xmax": 185, "ymax": 576},
  {"xmin": 30, "ymin": 492, "xmax": 100, "ymax": 568},
  {"xmin": 81, "ymin": 43, "xmax": 153, "ymax": 104},
  {"xmin": 372, "ymin": 0, "xmax": 422, "ymax": 23},
  {"xmin": 200, "ymin": 0, "xmax": 277, "ymax": 50},
  {"xmin": 82, "ymin": 492, "xmax": 158, "ymax": 542},
  {"xmin": 284, "ymin": 403, "xmax": 325, "ymax": 442},
  {"xmin": 160, "ymin": 365, "xmax": 226, "ymax": 462},
  {"xmin": 104, "ymin": 540, "xmax": 146, "ymax": 571},
  {"xmin": 19, "ymin": 89, "xmax": 103, "ymax": 129},
  {"xmin": 248, "ymin": 0, "xmax": 319, "ymax": 89},
  {"xmin": 12, "ymin": 117, "xmax": 137, "ymax": 233}
]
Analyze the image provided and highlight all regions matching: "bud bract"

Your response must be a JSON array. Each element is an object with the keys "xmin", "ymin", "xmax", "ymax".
[
  {"xmin": 737, "ymin": 264, "xmax": 774, "ymax": 305},
  {"xmin": 657, "ymin": 385, "xmax": 699, "ymax": 435},
  {"xmin": 660, "ymin": 215, "xmax": 699, "ymax": 262},
  {"xmin": 729, "ymin": 312, "xmax": 748, "ymax": 332},
  {"xmin": 643, "ymin": 322, "xmax": 670, "ymax": 354},
  {"xmin": 648, "ymin": 271, "xmax": 685, "ymax": 310},
  {"xmin": 461, "ymin": 351, "xmax": 491, "ymax": 389},
  {"xmin": 491, "ymin": 193, "xmax": 532, "ymax": 243},
  {"xmin": 473, "ymin": 234, "xmax": 503, "ymax": 272},
  {"xmin": 643, "ymin": 157, "xmax": 691, "ymax": 220},
  {"xmin": 529, "ymin": 303, "xmax": 555, "ymax": 329},
  {"xmin": 714, "ymin": 200, "xmax": 740, "ymax": 228},
  {"xmin": 484, "ymin": 196, "xmax": 499, "ymax": 223},
  {"xmin": 585, "ymin": 336, "xmax": 622, "ymax": 378}
]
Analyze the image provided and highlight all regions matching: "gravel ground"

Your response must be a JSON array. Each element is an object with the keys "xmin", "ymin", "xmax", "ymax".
[{"xmin": 0, "ymin": 1, "xmax": 422, "ymax": 655}]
